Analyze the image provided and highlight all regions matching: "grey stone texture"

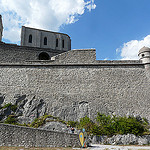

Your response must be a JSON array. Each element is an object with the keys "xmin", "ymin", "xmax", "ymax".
[
  {"xmin": 0, "ymin": 15, "xmax": 3, "ymax": 41},
  {"xmin": 0, "ymin": 26, "xmax": 150, "ymax": 123},
  {"xmin": 0, "ymin": 42, "xmax": 66, "ymax": 63},
  {"xmin": 0, "ymin": 123, "xmax": 80, "ymax": 147},
  {"xmin": 21, "ymin": 26, "xmax": 71, "ymax": 51},
  {"xmin": 40, "ymin": 122, "xmax": 70, "ymax": 133},
  {"xmin": 0, "ymin": 60, "xmax": 150, "ymax": 121},
  {"xmin": 92, "ymin": 134, "xmax": 150, "ymax": 145}
]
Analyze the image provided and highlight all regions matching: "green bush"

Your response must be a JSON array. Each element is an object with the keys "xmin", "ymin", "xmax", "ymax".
[
  {"xmin": 2, "ymin": 103, "xmax": 17, "ymax": 112},
  {"xmin": 77, "ymin": 113, "xmax": 148, "ymax": 136},
  {"xmin": 113, "ymin": 116, "xmax": 145, "ymax": 135},
  {"xmin": 4, "ymin": 115, "xmax": 17, "ymax": 124},
  {"xmin": 2, "ymin": 103, "xmax": 12, "ymax": 109},
  {"xmin": 29, "ymin": 114, "xmax": 66, "ymax": 128},
  {"xmin": 78, "ymin": 116, "xmax": 95, "ymax": 135},
  {"xmin": 67, "ymin": 121, "xmax": 79, "ymax": 127},
  {"xmin": 30, "ymin": 116, "xmax": 46, "ymax": 128},
  {"xmin": 11, "ymin": 105, "xmax": 17, "ymax": 112}
]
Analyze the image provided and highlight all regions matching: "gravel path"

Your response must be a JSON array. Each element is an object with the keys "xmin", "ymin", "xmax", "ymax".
[{"xmin": 89, "ymin": 144, "xmax": 150, "ymax": 150}]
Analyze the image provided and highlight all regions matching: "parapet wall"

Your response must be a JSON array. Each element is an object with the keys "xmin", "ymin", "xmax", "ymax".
[
  {"xmin": 0, "ymin": 42, "xmax": 66, "ymax": 63},
  {"xmin": 51, "ymin": 49, "xmax": 96, "ymax": 64},
  {"xmin": 0, "ymin": 123, "xmax": 80, "ymax": 147}
]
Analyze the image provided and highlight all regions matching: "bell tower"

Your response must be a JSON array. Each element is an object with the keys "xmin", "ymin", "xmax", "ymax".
[{"xmin": 0, "ymin": 15, "xmax": 3, "ymax": 41}]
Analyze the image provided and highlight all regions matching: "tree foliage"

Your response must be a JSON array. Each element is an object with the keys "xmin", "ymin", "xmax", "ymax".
[{"xmin": 77, "ymin": 113, "xmax": 148, "ymax": 136}]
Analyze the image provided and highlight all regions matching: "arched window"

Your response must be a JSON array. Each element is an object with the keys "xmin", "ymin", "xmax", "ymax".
[
  {"xmin": 62, "ymin": 39, "xmax": 64, "ymax": 48},
  {"xmin": 44, "ymin": 37, "xmax": 47, "ymax": 45},
  {"xmin": 39, "ymin": 52, "xmax": 50, "ymax": 60},
  {"xmin": 28, "ymin": 34, "xmax": 32, "ymax": 43},
  {"xmin": 56, "ymin": 38, "xmax": 58, "ymax": 47}
]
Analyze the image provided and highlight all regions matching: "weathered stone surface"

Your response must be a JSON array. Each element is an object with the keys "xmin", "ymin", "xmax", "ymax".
[
  {"xmin": 0, "ymin": 64, "xmax": 150, "ymax": 122},
  {"xmin": 0, "ymin": 94, "xmax": 47, "ymax": 124},
  {"xmin": 0, "ymin": 123, "xmax": 80, "ymax": 147},
  {"xmin": 40, "ymin": 122, "xmax": 70, "ymax": 133},
  {"xmin": 91, "ymin": 135, "xmax": 107, "ymax": 144},
  {"xmin": 92, "ymin": 134, "xmax": 150, "ymax": 145},
  {"xmin": 0, "ymin": 107, "xmax": 11, "ymax": 120}
]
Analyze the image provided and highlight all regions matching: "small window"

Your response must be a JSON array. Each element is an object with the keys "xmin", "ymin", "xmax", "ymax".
[
  {"xmin": 62, "ymin": 39, "xmax": 64, "ymax": 48},
  {"xmin": 56, "ymin": 39, "xmax": 58, "ymax": 47},
  {"xmin": 39, "ymin": 52, "xmax": 50, "ymax": 60},
  {"xmin": 142, "ymin": 54, "xmax": 145, "ymax": 57},
  {"xmin": 29, "ymin": 34, "xmax": 32, "ymax": 43},
  {"xmin": 44, "ymin": 37, "xmax": 47, "ymax": 45}
]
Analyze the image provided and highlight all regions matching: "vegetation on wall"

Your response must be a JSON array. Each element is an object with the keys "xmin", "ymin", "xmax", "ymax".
[
  {"xmin": 0, "ymin": 103, "xmax": 18, "ymax": 112},
  {"xmin": 1, "ymin": 102, "xmax": 150, "ymax": 136},
  {"xmin": 76, "ymin": 113, "xmax": 149, "ymax": 136}
]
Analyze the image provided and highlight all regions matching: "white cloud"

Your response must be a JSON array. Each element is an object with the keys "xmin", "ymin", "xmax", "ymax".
[
  {"xmin": 0, "ymin": 0, "xmax": 96, "ymax": 43},
  {"xmin": 116, "ymin": 35, "xmax": 150, "ymax": 60}
]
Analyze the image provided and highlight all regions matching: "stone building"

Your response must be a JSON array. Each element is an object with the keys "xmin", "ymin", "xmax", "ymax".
[
  {"xmin": 0, "ymin": 15, "xmax": 150, "ymax": 122},
  {"xmin": 21, "ymin": 26, "xmax": 71, "ymax": 51}
]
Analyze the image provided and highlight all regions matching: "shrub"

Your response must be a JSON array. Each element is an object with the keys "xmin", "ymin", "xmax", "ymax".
[
  {"xmin": 67, "ymin": 121, "xmax": 79, "ymax": 127},
  {"xmin": 78, "ymin": 116, "xmax": 95, "ymax": 135},
  {"xmin": 2, "ymin": 103, "xmax": 12, "ymax": 109},
  {"xmin": 113, "ymin": 116, "xmax": 145, "ymax": 135},
  {"xmin": 5, "ymin": 115, "xmax": 17, "ymax": 124},
  {"xmin": 2, "ymin": 103, "xmax": 17, "ymax": 112},
  {"xmin": 29, "ymin": 114, "xmax": 66, "ymax": 128},
  {"xmin": 11, "ymin": 105, "xmax": 17, "ymax": 112},
  {"xmin": 77, "ymin": 113, "xmax": 148, "ymax": 136},
  {"xmin": 96, "ymin": 113, "xmax": 146, "ymax": 136}
]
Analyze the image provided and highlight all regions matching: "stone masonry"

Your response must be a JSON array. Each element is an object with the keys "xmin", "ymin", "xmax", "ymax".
[
  {"xmin": 0, "ymin": 123, "xmax": 80, "ymax": 147},
  {"xmin": 0, "ymin": 14, "xmax": 150, "ymax": 123}
]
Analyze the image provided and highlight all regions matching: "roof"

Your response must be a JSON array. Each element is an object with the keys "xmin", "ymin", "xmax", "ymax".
[
  {"xmin": 139, "ymin": 46, "xmax": 150, "ymax": 55},
  {"xmin": 22, "ymin": 26, "xmax": 71, "ymax": 38}
]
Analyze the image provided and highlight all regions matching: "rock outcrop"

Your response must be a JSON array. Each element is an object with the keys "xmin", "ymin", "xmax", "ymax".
[
  {"xmin": 92, "ymin": 134, "xmax": 150, "ymax": 145},
  {"xmin": 0, "ymin": 94, "xmax": 47, "ymax": 124}
]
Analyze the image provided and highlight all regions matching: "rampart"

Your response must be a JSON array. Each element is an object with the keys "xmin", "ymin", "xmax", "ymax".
[
  {"xmin": 0, "ymin": 42, "xmax": 150, "ymax": 122},
  {"xmin": 0, "ymin": 42, "xmax": 66, "ymax": 63},
  {"xmin": 0, "ymin": 123, "xmax": 80, "ymax": 147},
  {"xmin": 1, "ymin": 59, "xmax": 150, "ymax": 121}
]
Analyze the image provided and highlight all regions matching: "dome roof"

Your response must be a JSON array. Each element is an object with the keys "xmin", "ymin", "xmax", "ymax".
[{"xmin": 139, "ymin": 46, "xmax": 150, "ymax": 54}]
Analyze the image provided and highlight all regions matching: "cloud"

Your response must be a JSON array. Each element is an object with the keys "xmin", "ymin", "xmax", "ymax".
[
  {"xmin": 0, "ymin": 0, "xmax": 96, "ymax": 43},
  {"xmin": 116, "ymin": 35, "xmax": 150, "ymax": 60}
]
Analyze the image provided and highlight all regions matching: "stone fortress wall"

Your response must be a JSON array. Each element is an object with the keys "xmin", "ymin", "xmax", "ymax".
[
  {"xmin": 0, "ymin": 123, "xmax": 80, "ymax": 147},
  {"xmin": 0, "ymin": 42, "xmax": 67, "ymax": 63},
  {"xmin": 0, "ymin": 14, "xmax": 150, "ymax": 122},
  {"xmin": 0, "ymin": 48, "xmax": 150, "ymax": 122}
]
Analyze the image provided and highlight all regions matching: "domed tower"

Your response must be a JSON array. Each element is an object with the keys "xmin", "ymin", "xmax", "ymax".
[
  {"xmin": 0, "ymin": 15, "xmax": 3, "ymax": 41},
  {"xmin": 138, "ymin": 46, "xmax": 150, "ymax": 64}
]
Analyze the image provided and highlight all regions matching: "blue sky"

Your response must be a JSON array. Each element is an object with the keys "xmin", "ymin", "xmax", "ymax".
[{"xmin": 1, "ymin": 0, "xmax": 150, "ymax": 60}]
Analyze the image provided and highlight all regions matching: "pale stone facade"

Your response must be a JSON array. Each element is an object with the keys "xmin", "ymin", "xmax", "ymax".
[{"xmin": 21, "ymin": 26, "xmax": 71, "ymax": 51}]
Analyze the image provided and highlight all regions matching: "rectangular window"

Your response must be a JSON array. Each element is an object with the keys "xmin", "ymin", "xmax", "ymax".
[
  {"xmin": 56, "ymin": 39, "xmax": 58, "ymax": 47},
  {"xmin": 62, "ymin": 39, "xmax": 64, "ymax": 48}
]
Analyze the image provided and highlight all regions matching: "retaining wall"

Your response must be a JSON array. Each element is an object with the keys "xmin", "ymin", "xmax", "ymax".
[{"xmin": 0, "ymin": 123, "xmax": 80, "ymax": 147}]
